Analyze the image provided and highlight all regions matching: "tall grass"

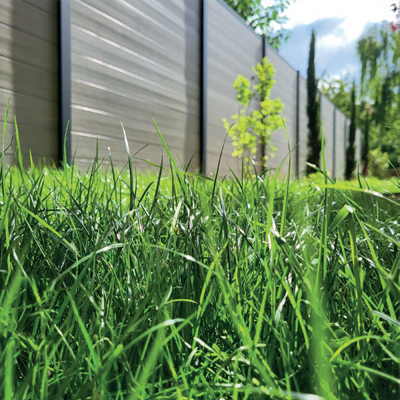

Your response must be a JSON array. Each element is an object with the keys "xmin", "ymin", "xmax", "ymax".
[{"xmin": 0, "ymin": 119, "xmax": 399, "ymax": 400}]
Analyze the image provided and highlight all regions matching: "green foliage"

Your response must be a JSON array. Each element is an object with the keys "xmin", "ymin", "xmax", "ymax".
[
  {"xmin": 357, "ymin": 22, "xmax": 400, "ymax": 170},
  {"xmin": 382, "ymin": 143, "xmax": 400, "ymax": 169},
  {"xmin": 233, "ymin": 75, "xmax": 252, "ymax": 106},
  {"xmin": 325, "ymin": 22, "xmax": 400, "ymax": 176},
  {"xmin": 223, "ymin": 58, "xmax": 284, "ymax": 168},
  {"xmin": 306, "ymin": 30, "xmax": 321, "ymax": 174},
  {"xmin": 223, "ymin": 0, "xmax": 291, "ymax": 49},
  {"xmin": 320, "ymin": 75, "xmax": 352, "ymax": 117},
  {"xmin": 368, "ymin": 147, "xmax": 390, "ymax": 178},
  {"xmin": 1, "ymin": 120, "xmax": 399, "ymax": 399},
  {"xmin": 345, "ymin": 82, "xmax": 357, "ymax": 180}
]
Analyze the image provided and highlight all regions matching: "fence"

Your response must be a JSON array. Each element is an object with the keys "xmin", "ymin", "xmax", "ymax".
[{"xmin": 0, "ymin": 0, "xmax": 361, "ymax": 177}]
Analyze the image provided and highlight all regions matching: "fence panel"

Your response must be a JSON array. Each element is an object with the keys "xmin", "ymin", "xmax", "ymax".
[
  {"xmin": 343, "ymin": 117, "xmax": 351, "ymax": 175},
  {"xmin": 298, "ymin": 76, "xmax": 308, "ymax": 175},
  {"xmin": 320, "ymin": 96, "xmax": 335, "ymax": 175},
  {"xmin": 206, "ymin": 0, "xmax": 263, "ymax": 175},
  {"xmin": 266, "ymin": 46, "xmax": 298, "ymax": 176},
  {"xmin": 356, "ymin": 128, "xmax": 362, "ymax": 168},
  {"xmin": 70, "ymin": 0, "xmax": 201, "ymax": 169},
  {"xmin": 0, "ymin": 0, "xmax": 58, "ymax": 164},
  {"xmin": 335, "ymin": 111, "xmax": 346, "ymax": 178}
]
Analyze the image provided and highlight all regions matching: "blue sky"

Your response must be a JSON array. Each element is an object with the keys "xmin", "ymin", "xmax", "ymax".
[{"xmin": 271, "ymin": 0, "xmax": 395, "ymax": 80}]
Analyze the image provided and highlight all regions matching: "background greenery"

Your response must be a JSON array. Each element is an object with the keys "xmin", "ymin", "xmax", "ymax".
[{"xmin": 322, "ymin": 21, "xmax": 400, "ymax": 176}]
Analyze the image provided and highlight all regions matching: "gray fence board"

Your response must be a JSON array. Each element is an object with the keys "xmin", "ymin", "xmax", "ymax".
[
  {"xmin": 356, "ymin": 128, "xmax": 362, "ymax": 165},
  {"xmin": 70, "ymin": 0, "xmax": 201, "ymax": 169},
  {"xmin": 71, "ymin": 82, "xmax": 199, "ymax": 148},
  {"xmin": 298, "ymin": 76, "xmax": 308, "ymax": 175},
  {"xmin": 1, "ymin": 0, "xmax": 58, "ymax": 45},
  {"xmin": 335, "ymin": 111, "xmax": 346, "ymax": 178},
  {"xmin": 71, "ymin": 0, "xmax": 200, "ymax": 71},
  {"xmin": 0, "ymin": 25, "xmax": 58, "ymax": 73},
  {"xmin": 320, "ymin": 96, "xmax": 335, "ymax": 174},
  {"xmin": 71, "ymin": 54, "xmax": 198, "ymax": 117},
  {"xmin": 0, "ymin": 0, "xmax": 58, "ymax": 164},
  {"xmin": 20, "ymin": 1, "xmax": 58, "ymax": 15},
  {"xmin": 0, "ymin": 91, "xmax": 58, "ymax": 159},
  {"xmin": 0, "ymin": 57, "xmax": 57, "ymax": 100},
  {"xmin": 70, "ymin": 28, "xmax": 198, "ymax": 109},
  {"xmin": 0, "ymin": 91, "xmax": 57, "ymax": 131},
  {"xmin": 71, "ymin": 80, "xmax": 199, "ymax": 129},
  {"xmin": 71, "ymin": 106, "xmax": 197, "ymax": 154}
]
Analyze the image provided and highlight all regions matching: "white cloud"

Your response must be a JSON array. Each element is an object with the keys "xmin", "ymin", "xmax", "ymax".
[
  {"xmin": 282, "ymin": 0, "xmax": 394, "ymax": 42},
  {"xmin": 318, "ymin": 33, "xmax": 346, "ymax": 48}
]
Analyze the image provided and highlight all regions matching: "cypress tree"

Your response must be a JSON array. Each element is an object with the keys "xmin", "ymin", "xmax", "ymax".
[
  {"xmin": 361, "ymin": 103, "xmax": 369, "ymax": 175},
  {"xmin": 306, "ymin": 30, "xmax": 321, "ymax": 174},
  {"xmin": 345, "ymin": 82, "xmax": 357, "ymax": 180}
]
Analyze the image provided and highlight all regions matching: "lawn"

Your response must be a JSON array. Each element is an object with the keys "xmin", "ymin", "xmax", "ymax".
[{"xmin": 0, "ymin": 131, "xmax": 399, "ymax": 400}]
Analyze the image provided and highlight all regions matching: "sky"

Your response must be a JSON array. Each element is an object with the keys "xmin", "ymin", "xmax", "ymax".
[{"xmin": 270, "ymin": 0, "xmax": 395, "ymax": 80}]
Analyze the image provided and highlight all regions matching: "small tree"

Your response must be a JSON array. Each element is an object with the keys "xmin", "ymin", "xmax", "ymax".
[
  {"xmin": 223, "ymin": 58, "xmax": 284, "ymax": 169},
  {"xmin": 306, "ymin": 30, "xmax": 321, "ymax": 174},
  {"xmin": 345, "ymin": 82, "xmax": 357, "ymax": 180}
]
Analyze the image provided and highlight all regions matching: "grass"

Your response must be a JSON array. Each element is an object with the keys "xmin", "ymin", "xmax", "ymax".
[{"xmin": 0, "ymin": 119, "xmax": 399, "ymax": 400}]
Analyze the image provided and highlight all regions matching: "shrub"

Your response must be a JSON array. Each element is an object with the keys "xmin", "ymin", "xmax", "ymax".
[{"xmin": 368, "ymin": 147, "xmax": 389, "ymax": 178}]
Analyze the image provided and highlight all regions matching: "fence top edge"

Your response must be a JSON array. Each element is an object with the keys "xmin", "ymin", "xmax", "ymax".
[{"xmin": 213, "ymin": 0, "xmax": 263, "ymax": 40}]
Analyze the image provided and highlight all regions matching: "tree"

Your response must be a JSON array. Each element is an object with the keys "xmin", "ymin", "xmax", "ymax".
[
  {"xmin": 223, "ymin": 58, "xmax": 284, "ymax": 169},
  {"xmin": 360, "ymin": 103, "xmax": 373, "ymax": 175},
  {"xmin": 345, "ymin": 83, "xmax": 357, "ymax": 180},
  {"xmin": 223, "ymin": 0, "xmax": 291, "ymax": 49},
  {"xmin": 306, "ymin": 30, "xmax": 321, "ymax": 175}
]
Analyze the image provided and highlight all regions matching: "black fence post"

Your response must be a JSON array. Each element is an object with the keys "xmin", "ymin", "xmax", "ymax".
[
  {"xmin": 333, "ymin": 106, "xmax": 337, "ymax": 178},
  {"xmin": 57, "ymin": 0, "xmax": 71, "ymax": 165},
  {"xmin": 296, "ymin": 70, "xmax": 300, "ymax": 176},
  {"xmin": 200, "ymin": 0, "xmax": 208, "ymax": 175},
  {"xmin": 262, "ymin": 35, "xmax": 267, "ymax": 59}
]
